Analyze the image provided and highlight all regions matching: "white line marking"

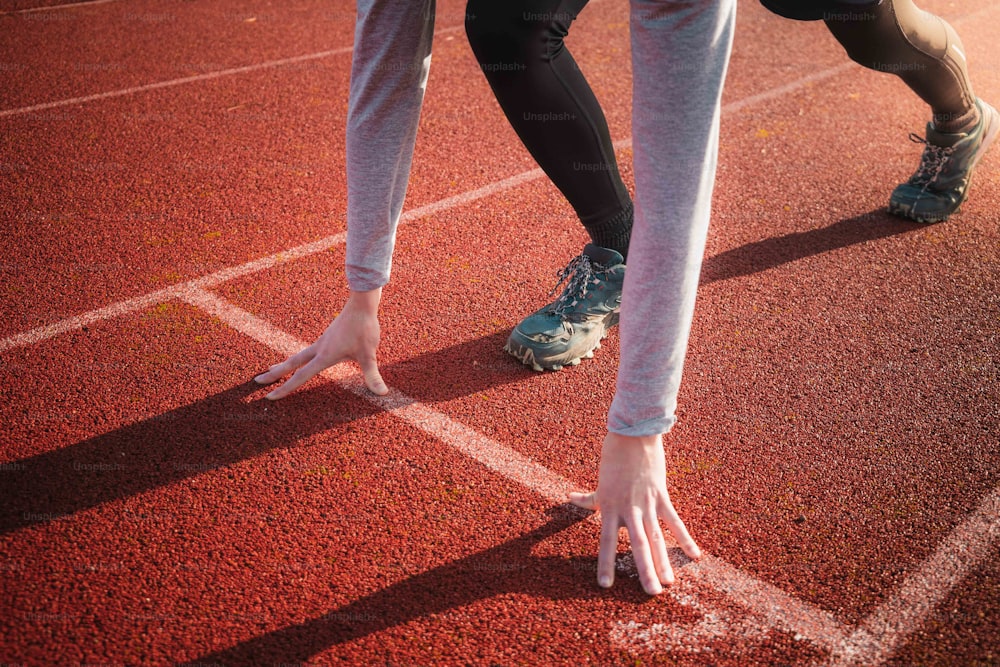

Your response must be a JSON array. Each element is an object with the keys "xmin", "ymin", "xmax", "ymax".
[
  {"xmin": 0, "ymin": 0, "xmax": 120, "ymax": 14},
  {"xmin": 723, "ymin": 62, "xmax": 854, "ymax": 114},
  {"xmin": 6, "ymin": 1, "xmax": 995, "ymax": 121},
  {"xmin": 0, "ymin": 26, "xmax": 463, "ymax": 119},
  {"xmin": 612, "ymin": 566, "xmax": 851, "ymax": 656},
  {"xmin": 177, "ymin": 285, "xmax": 855, "ymax": 655},
  {"xmin": 176, "ymin": 285, "xmax": 1000, "ymax": 664},
  {"xmin": 3, "ymin": 4, "xmax": 998, "ymax": 658},
  {"xmin": 612, "ymin": 589, "xmax": 766, "ymax": 655},
  {"xmin": 176, "ymin": 285, "xmax": 585, "ymax": 505},
  {"xmin": 0, "ymin": 287, "xmax": 175, "ymax": 354},
  {"xmin": 0, "ymin": 47, "xmax": 354, "ymax": 119},
  {"xmin": 828, "ymin": 486, "xmax": 1000, "ymax": 666},
  {"xmin": 684, "ymin": 554, "xmax": 851, "ymax": 652},
  {"xmin": 0, "ymin": 167, "xmax": 547, "ymax": 353},
  {"xmin": 0, "ymin": 60, "xmax": 861, "ymax": 354},
  {"xmin": 178, "ymin": 285, "xmax": 587, "ymax": 511}
]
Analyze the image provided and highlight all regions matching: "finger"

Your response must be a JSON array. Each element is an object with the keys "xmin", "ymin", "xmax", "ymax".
[
  {"xmin": 568, "ymin": 491, "xmax": 598, "ymax": 511},
  {"xmin": 644, "ymin": 513, "xmax": 675, "ymax": 586},
  {"xmin": 624, "ymin": 509, "xmax": 663, "ymax": 596},
  {"xmin": 658, "ymin": 496, "xmax": 702, "ymax": 561},
  {"xmin": 265, "ymin": 355, "xmax": 338, "ymax": 400},
  {"xmin": 596, "ymin": 514, "xmax": 619, "ymax": 589},
  {"xmin": 357, "ymin": 354, "xmax": 388, "ymax": 396},
  {"xmin": 254, "ymin": 347, "xmax": 315, "ymax": 385}
]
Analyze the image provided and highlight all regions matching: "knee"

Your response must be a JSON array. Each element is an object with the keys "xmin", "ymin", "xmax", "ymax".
[
  {"xmin": 465, "ymin": 1, "xmax": 522, "ymax": 60},
  {"xmin": 824, "ymin": 2, "xmax": 891, "ymax": 70}
]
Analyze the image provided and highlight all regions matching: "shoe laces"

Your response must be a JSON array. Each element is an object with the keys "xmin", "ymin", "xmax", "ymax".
[
  {"xmin": 908, "ymin": 132, "xmax": 955, "ymax": 190},
  {"xmin": 548, "ymin": 253, "xmax": 606, "ymax": 316}
]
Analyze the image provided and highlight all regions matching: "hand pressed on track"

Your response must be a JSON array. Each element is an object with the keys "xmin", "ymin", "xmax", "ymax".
[
  {"xmin": 569, "ymin": 432, "xmax": 702, "ymax": 595},
  {"xmin": 253, "ymin": 288, "xmax": 387, "ymax": 399}
]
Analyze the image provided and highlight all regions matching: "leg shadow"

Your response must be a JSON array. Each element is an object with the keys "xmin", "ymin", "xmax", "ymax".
[{"xmin": 701, "ymin": 209, "xmax": 922, "ymax": 285}]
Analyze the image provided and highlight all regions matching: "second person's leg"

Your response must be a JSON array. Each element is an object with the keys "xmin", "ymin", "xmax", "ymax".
[{"xmin": 824, "ymin": 0, "xmax": 998, "ymax": 222}]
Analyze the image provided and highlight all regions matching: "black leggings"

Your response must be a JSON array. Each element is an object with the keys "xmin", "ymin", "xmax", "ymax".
[
  {"xmin": 465, "ymin": 0, "xmax": 633, "ymax": 258},
  {"xmin": 823, "ymin": 0, "xmax": 977, "ymax": 129},
  {"xmin": 465, "ymin": 0, "xmax": 979, "ymax": 253}
]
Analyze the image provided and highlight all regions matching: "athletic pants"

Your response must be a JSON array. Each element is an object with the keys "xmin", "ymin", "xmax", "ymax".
[{"xmin": 344, "ymin": 0, "xmax": 734, "ymax": 436}]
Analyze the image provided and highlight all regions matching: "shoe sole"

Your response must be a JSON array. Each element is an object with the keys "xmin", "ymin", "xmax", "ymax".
[
  {"xmin": 504, "ymin": 312, "xmax": 619, "ymax": 372},
  {"xmin": 888, "ymin": 100, "xmax": 1000, "ymax": 223}
]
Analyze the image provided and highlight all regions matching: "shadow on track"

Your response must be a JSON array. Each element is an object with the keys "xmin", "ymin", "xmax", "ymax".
[
  {"xmin": 0, "ymin": 209, "xmax": 923, "ymax": 536},
  {"xmin": 0, "ymin": 334, "xmax": 529, "ymax": 536},
  {"xmin": 701, "ymin": 208, "xmax": 923, "ymax": 285},
  {"xmin": 184, "ymin": 504, "xmax": 676, "ymax": 665}
]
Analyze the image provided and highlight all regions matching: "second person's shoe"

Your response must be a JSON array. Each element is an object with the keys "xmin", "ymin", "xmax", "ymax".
[{"xmin": 889, "ymin": 98, "xmax": 999, "ymax": 223}]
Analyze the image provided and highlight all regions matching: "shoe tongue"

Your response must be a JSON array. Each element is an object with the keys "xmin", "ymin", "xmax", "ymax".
[
  {"xmin": 583, "ymin": 243, "xmax": 624, "ymax": 266},
  {"xmin": 925, "ymin": 121, "xmax": 966, "ymax": 148}
]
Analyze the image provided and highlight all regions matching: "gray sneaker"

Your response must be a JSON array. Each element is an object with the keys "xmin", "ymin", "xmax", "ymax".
[
  {"xmin": 505, "ymin": 244, "xmax": 625, "ymax": 371},
  {"xmin": 889, "ymin": 98, "xmax": 999, "ymax": 223}
]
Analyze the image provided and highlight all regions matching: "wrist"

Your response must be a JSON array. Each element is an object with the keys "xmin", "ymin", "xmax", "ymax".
[
  {"xmin": 345, "ymin": 287, "xmax": 382, "ymax": 314},
  {"xmin": 605, "ymin": 431, "xmax": 662, "ymax": 448}
]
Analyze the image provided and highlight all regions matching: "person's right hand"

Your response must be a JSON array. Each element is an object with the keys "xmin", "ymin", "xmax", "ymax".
[
  {"xmin": 569, "ymin": 432, "xmax": 701, "ymax": 595},
  {"xmin": 253, "ymin": 288, "xmax": 388, "ymax": 399}
]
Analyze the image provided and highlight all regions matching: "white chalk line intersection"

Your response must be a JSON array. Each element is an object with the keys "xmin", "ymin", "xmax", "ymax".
[
  {"xmin": 176, "ymin": 285, "xmax": 851, "ymax": 657},
  {"xmin": 178, "ymin": 285, "xmax": 1000, "ymax": 664}
]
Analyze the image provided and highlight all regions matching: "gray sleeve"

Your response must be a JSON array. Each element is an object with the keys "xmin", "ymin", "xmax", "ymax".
[
  {"xmin": 344, "ymin": 0, "xmax": 435, "ymax": 291},
  {"xmin": 608, "ymin": 0, "xmax": 736, "ymax": 436}
]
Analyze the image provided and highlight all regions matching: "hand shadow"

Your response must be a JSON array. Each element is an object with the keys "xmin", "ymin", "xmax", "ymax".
[
  {"xmin": 1, "ymin": 326, "xmax": 548, "ymax": 536},
  {"xmin": 0, "ymin": 380, "xmax": 382, "ymax": 534},
  {"xmin": 1, "ymin": 209, "xmax": 923, "ymax": 536},
  {"xmin": 185, "ymin": 504, "xmax": 677, "ymax": 666}
]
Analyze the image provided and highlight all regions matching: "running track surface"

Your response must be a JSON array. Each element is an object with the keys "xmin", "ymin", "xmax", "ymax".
[{"xmin": 1, "ymin": 0, "xmax": 998, "ymax": 665}]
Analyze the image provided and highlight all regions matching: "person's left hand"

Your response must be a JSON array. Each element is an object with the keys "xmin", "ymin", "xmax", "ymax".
[
  {"xmin": 569, "ymin": 431, "xmax": 702, "ymax": 595},
  {"xmin": 253, "ymin": 288, "xmax": 387, "ymax": 399}
]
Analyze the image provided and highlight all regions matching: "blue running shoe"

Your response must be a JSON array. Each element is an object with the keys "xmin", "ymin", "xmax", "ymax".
[
  {"xmin": 505, "ymin": 244, "xmax": 625, "ymax": 371},
  {"xmin": 889, "ymin": 98, "xmax": 999, "ymax": 223}
]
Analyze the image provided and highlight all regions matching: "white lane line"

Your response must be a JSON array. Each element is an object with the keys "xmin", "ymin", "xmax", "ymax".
[
  {"xmin": 0, "ymin": 47, "xmax": 354, "ymax": 119},
  {"xmin": 176, "ymin": 285, "xmax": 579, "ymax": 506},
  {"xmin": 0, "ymin": 166, "xmax": 546, "ymax": 354},
  {"xmin": 828, "ymin": 485, "xmax": 1000, "ymax": 666},
  {"xmin": 0, "ymin": 25, "xmax": 465, "ymax": 119},
  {"xmin": 176, "ymin": 284, "xmax": 854, "ymax": 655},
  {"xmin": 175, "ymin": 282, "xmax": 1000, "ymax": 665},
  {"xmin": 9, "ymin": 0, "xmax": 994, "ymax": 121},
  {"xmin": 0, "ymin": 59, "xmax": 862, "ymax": 355},
  {"xmin": 612, "ymin": 561, "xmax": 852, "ymax": 656},
  {"xmin": 0, "ymin": 287, "xmax": 175, "ymax": 354},
  {"xmin": 684, "ymin": 554, "xmax": 851, "ymax": 651},
  {"xmin": 723, "ymin": 62, "xmax": 854, "ymax": 114},
  {"xmin": 0, "ymin": 0, "xmax": 120, "ymax": 14},
  {"xmin": 3, "ymin": 8, "xmax": 997, "ymax": 664}
]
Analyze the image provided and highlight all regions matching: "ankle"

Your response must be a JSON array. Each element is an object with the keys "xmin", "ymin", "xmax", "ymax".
[
  {"xmin": 933, "ymin": 105, "xmax": 980, "ymax": 134},
  {"xmin": 584, "ymin": 202, "xmax": 633, "ymax": 262}
]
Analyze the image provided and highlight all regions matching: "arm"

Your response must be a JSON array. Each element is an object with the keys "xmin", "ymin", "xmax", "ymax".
[
  {"xmin": 571, "ymin": 0, "xmax": 737, "ymax": 595},
  {"xmin": 256, "ymin": 0, "xmax": 434, "ymax": 397}
]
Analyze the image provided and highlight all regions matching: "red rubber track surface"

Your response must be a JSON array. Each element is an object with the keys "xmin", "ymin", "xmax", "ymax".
[{"xmin": 1, "ymin": 0, "xmax": 998, "ymax": 665}]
